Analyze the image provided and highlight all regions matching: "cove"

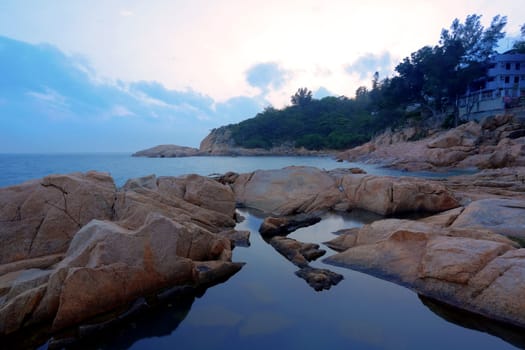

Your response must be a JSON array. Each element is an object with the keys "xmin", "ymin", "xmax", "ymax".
[{"xmin": 57, "ymin": 210, "xmax": 523, "ymax": 350}]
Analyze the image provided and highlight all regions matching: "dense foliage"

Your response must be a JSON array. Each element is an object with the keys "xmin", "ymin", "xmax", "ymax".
[
  {"xmin": 230, "ymin": 96, "xmax": 404, "ymax": 150},
  {"xmin": 228, "ymin": 14, "xmax": 521, "ymax": 150}
]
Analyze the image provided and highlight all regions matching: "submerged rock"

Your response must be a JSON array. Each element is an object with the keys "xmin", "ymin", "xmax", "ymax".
[{"xmin": 295, "ymin": 267, "xmax": 343, "ymax": 291}]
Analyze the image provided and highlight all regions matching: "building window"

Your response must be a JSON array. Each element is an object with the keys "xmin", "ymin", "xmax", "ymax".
[
  {"xmin": 522, "ymin": 75, "xmax": 525, "ymax": 80},
  {"xmin": 506, "ymin": 63, "xmax": 511, "ymax": 70},
  {"xmin": 515, "ymin": 76, "xmax": 520, "ymax": 84},
  {"xmin": 505, "ymin": 76, "xmax": 510, "ymax": 83},
  {"xmin": 517, "ymin": 62, "xmax": 521, "ymax": 70}
]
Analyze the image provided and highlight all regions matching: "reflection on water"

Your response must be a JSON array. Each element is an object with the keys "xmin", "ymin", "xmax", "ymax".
[
  {"xmin": 25, "ymin": 209, "xmax": 521, "ymax": 349},
  {"xmin": 420, "ymin": 296, "xmax": 525, "ymax": 349}
]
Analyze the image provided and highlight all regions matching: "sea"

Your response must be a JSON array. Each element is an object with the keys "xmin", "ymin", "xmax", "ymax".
[{"xmin": 0, "ymin": 153, "xmax": 521, "ymax": 350}]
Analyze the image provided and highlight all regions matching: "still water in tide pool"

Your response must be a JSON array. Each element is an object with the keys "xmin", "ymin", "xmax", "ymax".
[
  {"xmin": 0, "ymin": 154, "xmax": 518, "ymax": 349},
  {"xmin": 63, "ymin": 211, "xmax": 520, "ymax": 350}
]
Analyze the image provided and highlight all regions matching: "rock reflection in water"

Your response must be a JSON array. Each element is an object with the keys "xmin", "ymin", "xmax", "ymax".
[
  {"xmin": 257, "ymin": 213, "xmax": 344, "ymax": 291},
  {"xmin": 419, "ymin": 295, "xmax": 525, "ymax": 349}
]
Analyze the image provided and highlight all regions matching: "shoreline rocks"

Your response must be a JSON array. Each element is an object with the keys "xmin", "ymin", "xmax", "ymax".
[
  {"xmin": 132, "ymin": 145, "xmax": 201, "ymax": 157},
  {"xmin": 0, "ymin": 172, "xmax": 246, "ymax": 338},
  {"xmin": 323, "ymin": 204, "xmax": 525, "ymax": 328},
  {"xmin": 3, "ymin": 161, "xmax": 525, "ymax": 343},
  {"xmin": 338, "ymin": 114, "xmax": 525, "ymax": 171},
  {"xmin": 231, "ymin": 166, "xmax": 459, "ymax": 216}
]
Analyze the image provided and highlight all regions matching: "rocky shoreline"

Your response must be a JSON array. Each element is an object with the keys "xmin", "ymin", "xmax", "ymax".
[
  {"xmin": 3, "ymin": 114, "xmax": 525, "ymax": 347},
  {"xmin": 338, "ymin": 113, "xmax": 525, "ymax": 171}
]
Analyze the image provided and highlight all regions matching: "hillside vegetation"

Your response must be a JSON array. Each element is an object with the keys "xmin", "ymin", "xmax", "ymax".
[{"xmin": 226, "ymin": 15, "xmax": 525, "ymax": 151}]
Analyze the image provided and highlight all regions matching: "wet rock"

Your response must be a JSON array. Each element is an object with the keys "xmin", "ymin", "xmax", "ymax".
[
  {"xmin": 259, "ymin": 214, "xmax": 322, "ymax": 237},
  {"xmin": 269, "ymin": 236, "xmax": 326, "ymax": 268},
  {"xmin": 217, "ymin": 229, "xmax": 251, "ymax": 247},
  {"xmin": 295, "ymin": 267, "xmax": 343, "ymax": 291}
]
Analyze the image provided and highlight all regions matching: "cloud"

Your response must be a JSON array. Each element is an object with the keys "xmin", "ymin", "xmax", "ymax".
[
  {"xmin": 245, "ymin": 62, "xmax": 290, "ymax": 92},
  {"xmin": 110, "ymin": 105, "xmax": 135, "ymax": 117},
  {"xmin": 0, "ymin": 35, "xmax": 265, "ymax": 152},
  {"xmin": 119, "ymin": 10, "xmax": 134, "ymax": 17},
  {"xmin": 129, "ymin": 81, "xmax": 214, "ymax": 112},
  {"xmin": 214, "ymin": 96, "xmax": 264, "ymax": 123},
  {"xmin": 345, "ymin": 52, "xmax": 395, "ymax": 81}
]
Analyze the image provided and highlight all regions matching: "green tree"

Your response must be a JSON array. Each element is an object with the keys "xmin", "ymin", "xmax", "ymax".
[
  {"xmin": 291, "ymin": 87, "xmax": 313, "ymax": 107},
  {"xmin": 513, "ymin": 23, "xmax": 525, "ymax": 53}
]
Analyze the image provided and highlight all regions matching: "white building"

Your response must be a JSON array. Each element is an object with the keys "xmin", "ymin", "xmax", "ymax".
[{"xmin": 459, "ymin": 51, "xmax": 525, "ymax": 120}]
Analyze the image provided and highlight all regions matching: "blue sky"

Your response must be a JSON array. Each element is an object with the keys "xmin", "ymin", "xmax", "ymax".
[{"xmin": 0, "ymin": 1, "xmax": 524, "ymax": 152}]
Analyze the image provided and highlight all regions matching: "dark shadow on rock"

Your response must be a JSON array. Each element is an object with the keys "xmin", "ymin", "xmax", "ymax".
[
  {"xmin": 419, "ymin": 295, "xmax": 525, "ymax": 350},
  {"xmin": 2, "ymin": 266, "xmax": 243, "ymax": 350}
]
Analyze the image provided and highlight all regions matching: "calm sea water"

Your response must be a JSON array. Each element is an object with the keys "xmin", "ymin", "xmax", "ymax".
[
  {"xmin": 0, "ymin": 153, "xmax": 473, "ymax": 188},
  {"xmin": 0, "ymin": 154, "xmax": 519, "ymax": 349}
]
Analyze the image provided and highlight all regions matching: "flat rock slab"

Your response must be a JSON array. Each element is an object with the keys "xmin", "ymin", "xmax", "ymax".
[{"xmin": 452, "ymin": 198, "xmax": 525, "ymax": 239}]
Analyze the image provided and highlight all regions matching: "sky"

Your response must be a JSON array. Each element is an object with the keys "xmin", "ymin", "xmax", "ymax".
[{"xmin": 0, "ymin": 0, "xmax": 524, "ymax": 152}]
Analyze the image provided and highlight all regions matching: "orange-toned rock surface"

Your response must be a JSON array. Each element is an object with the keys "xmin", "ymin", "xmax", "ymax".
[{"xmin": 0, "ymin": 172, "xmax": 244, "ymax": 337}]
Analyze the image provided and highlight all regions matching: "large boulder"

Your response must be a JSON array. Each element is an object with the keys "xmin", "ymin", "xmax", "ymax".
[
  {"xmin": 0, "ymin": 172, "xmax": 244, "ymax": 337},
  {"xmin": 116, "ymin": 174, "xmax": 236, "ymax": 233},
  {"xmin": 232, "ymin": 166, "xmax": 342, "ymax": 215},
  {"xmin": 338, "ymin": 174, "xmax": 459, "ymax": 215},
  {"xmin": 324, "ymin": 216, "xmax": 525, "ymax": 327},
  {"xmin": 427, "ymin": 121, "xmax": 481, "ymax": 149},
  {"xmin": 232, "ymin": 167, "xmax": 459, "ymax": 216},
  {"xmin": 48, "ymin": 213, "xmax": 232, "ymax": 330},
  {"xmin": 0, "ymin": 172, "xmax": 116, "ymax": 265}
]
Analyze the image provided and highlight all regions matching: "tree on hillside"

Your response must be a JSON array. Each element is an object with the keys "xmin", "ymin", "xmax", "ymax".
[
  {"xmin": 513, "ymin": 23, "xmax": 525, "ymax": 52},
  {"xmin": 291, "ymin": 87, "xmax": 313, "ymax": 107},
  {"xmin": 387, "ymin": 14, "xmax": 507, "ymax": 118}
]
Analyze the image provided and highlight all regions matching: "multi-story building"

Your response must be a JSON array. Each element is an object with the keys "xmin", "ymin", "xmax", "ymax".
[{"xmin": 459, "ymin": 50, "xmax": 525, "ymax": 120}]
